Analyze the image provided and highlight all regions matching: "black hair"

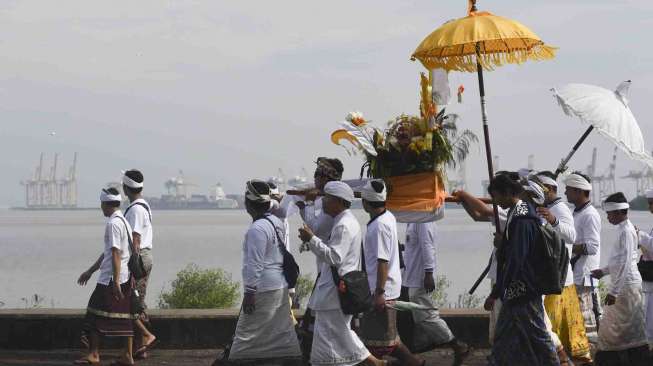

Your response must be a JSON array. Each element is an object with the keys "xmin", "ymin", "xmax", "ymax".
[
  {"xmin": 267, "ymin": 181, "xmax": 278, "ymax": 190},
  {"xmin": 103, "ymin": 187, "xmax": 121, "ymax": 208},
  {"xmin": 488, "ymin": 174, "xmax": 523, "ymax": 197},
  {"xmin": 246, "ymin": 180, "xmax": 272, "ymax": 212},
  {"xmin": 605, "ymin": 192, "xmax": 628, "ymax": 215},
  {"xmin": 343, "ymin": 199, "xmax": 352, "ymax": 209},
  {"xmin": 123, "ymin": 169, "xmax": 144, "ymax": 194},
  {"xmin": 495, "ymin": 171, "xmax": 521, "ymax": 182}
]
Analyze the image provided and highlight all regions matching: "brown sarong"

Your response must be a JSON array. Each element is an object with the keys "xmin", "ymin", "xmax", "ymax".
[
  {"xmin": 84, "ymin": 281, "xmax": 135, "ymax": 338},
  {"xmin": 360, "ymin": 301, "xmax": 400, "ymax": 357}
]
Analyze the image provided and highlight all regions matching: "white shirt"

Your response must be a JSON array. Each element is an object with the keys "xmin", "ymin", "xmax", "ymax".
[
  {"xmin": 308, "ymin": 209, "xmax": 362, "ymax": 311},
  {"xmin": 402, "ymin": 222, "xmax": 437, "ymax": 288},
  {"xmin": 638, "ymin": 228, "xmax": 653, "ymax": 291},
  {"xmin": 548, "ymin": 199, "xmax": 577, "ymax": 287},
  {"xmin": 601, "ymin": 219, "xmax": 642, "ymax": 296},
  {"xmin": 572, "ymin": 203, "xmax": 601, "ymax": 286},
  {"xmin": 97, "ymin": 211, "xmax": 132, "ymax": 286},
  {"xmin": 269, "ymin": 195, "xmax": 299, "ymax": 250},
  {"xmin": 300, "ymin": 197, "xmax": 334, "ymax": 242},
  {"xmin": 242, "ymin": 214, "xmax": 287, "ymax": 294},
  {"xmin": 124, "ymin": 199, "xmax": 153, "ymax": 250},
  {"xmin": 364, "ymin": 210, "xmax": 401, "ymax": 299}
]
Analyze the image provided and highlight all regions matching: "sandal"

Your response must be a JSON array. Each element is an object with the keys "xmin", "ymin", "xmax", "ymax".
[{"xmin": 133, "ymin": 338, "xmax": 158, "ymax": 358}]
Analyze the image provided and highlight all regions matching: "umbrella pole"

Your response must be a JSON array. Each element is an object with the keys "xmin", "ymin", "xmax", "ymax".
[
  {"xmin": 469, "ymin": 47, "xmax": 501, "ymax": 295},
  {"xmin": 554, "ymin": 125, "xmax": 594, "ymax": 178}
]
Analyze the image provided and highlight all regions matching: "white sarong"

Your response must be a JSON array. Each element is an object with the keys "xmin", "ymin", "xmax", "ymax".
[
  {"xmin": 229, "ymin": 288, "xmax": 301, "ymax": 360},
  {"xmin": 311, "ymin": 309, "xmax": 370, "ymax": 366},
  {"xmin": 597, "ymin": 284, "xmax": 648, "ymax": 351},
  {"xmin": 408, "ymin": 287, "xmax": 454, "ymax": 349}
]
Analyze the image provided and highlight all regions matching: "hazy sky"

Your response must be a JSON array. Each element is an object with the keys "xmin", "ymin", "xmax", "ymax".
[{"xmin": 1, "ymin": 0, "xmax": 652, "ymax": 207}]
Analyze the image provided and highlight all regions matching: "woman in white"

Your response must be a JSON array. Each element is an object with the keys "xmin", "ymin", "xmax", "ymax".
[
  {"xmin": 298, "ymin": 181, "xmax": 387, "ymax": 366},
  {"xmin": 227, "ymin": 180, "xmax": 301, "ymax": 362},
  {"xmin": 636, "ymin": 188, "xmax": 653, "ymax": 348},
  {"xmin": 590, "ymin": 192, "xmax": 649, "ymax": 364}
]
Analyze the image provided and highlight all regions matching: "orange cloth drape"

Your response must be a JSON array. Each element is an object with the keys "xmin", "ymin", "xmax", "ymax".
[{"xmin": 385, "ymin": 172, "xmax": 446, "ymax": 212}]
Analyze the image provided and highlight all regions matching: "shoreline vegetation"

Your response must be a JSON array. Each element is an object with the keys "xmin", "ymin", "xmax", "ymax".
[{"xmin": 4, "ymin": 264, "xmax": 614, "ymax": 310}]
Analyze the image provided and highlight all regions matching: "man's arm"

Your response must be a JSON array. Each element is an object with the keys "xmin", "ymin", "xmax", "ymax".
[
  {"xmin": 305, "ymin": 225, "xmax": 346, "ymax": 267},
  {"xmin": 638, "ymin": 230, "xmax": 653, "ymax": 253},
  {"xmin": 111, "ymin": 247, "xmax": 123, "ymax": 300},
  {"xmin": 374, "ymin": 260, "xmax": 389, "ymax": 310},
  {"xmin": 573, "ymin": 214, "xmax": 600, "ymax": 255},
  {"xmin": 77, "ymin": 253, "xmax": 103, "ymax": 285},
  {"xmin": 132, "ymin": 232, "xmax": 142, "ymax": 254},
  {"xmin": 453, "ymin": 190, "xmax": 493, "ymax": 222}
]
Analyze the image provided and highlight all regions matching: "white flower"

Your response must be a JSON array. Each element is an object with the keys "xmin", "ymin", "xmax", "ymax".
[{"xmin": 346, "ymin": 111, "xmax": 364, "ymax": 122}]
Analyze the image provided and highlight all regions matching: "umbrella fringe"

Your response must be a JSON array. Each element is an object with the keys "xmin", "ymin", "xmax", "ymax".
[{"xmin": 416, "ymin": 44, "xmax": 556, "ymax": 72}]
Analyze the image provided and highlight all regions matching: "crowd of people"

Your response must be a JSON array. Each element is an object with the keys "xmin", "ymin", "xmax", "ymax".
[{"xmin": 72, "ymin": 161, "xmax": 653, "ymax": 366}]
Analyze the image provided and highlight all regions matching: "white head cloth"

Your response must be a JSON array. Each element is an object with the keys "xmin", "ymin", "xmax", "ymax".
[
  {"xmin": 537, "ymin": 174, "xmax": 558, "ymax": 188},
  {"xmin": 324, "ymin": 181, "xmax": 355, "ymax": 203},
  {"xmin": 646, "ymin": 188, "xmax": 653, "ymax": 199},
  {"xmin": 564, "ymin": 173, "xmax": 592, "ymax": 191},
  {"xmin": 518, "ymin": 168, "xmax": 533, "ymax": 179},
  {"xmin": 524, "ymin": 180, "xmax": 545, "ymax": 205},
  {"xmin": 245, "ymin": 180, "xmax": 271, "ymax": 203},
  {"xmin": 360, "ymin": 179, "xmax": 387, "ymax": 202},
  {"xmin": 603, "ymin": 201, "xmax": 629, "ymax": 212},
  {"xmin": 122, "ymin": 171, "xmax": 143, "ymax": 189},
  {"xmin": 100, "ymin": 189, "xmax": 122, "ymax": 202}
]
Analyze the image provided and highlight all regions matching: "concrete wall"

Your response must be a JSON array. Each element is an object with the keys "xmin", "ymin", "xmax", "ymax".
[{"xmin": 0, "ymin": 308, "xmax": 489, "ymax": 350}]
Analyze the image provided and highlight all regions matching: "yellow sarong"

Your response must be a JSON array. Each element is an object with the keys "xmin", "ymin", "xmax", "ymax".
[{"xmin": 544, "ymin": 285, "xmax": 591, "ymax": 358}]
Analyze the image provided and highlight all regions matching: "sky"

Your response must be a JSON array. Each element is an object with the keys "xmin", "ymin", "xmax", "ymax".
[{"xmin": 1, "ymin": 0, "xmax": 652, "ymax": 207}]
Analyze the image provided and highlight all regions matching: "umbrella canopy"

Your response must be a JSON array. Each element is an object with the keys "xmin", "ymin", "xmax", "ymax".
[
  {"xmin": 411, "ymin": 8, "xmax": 556, "ymax": 72},
  {"xmin": 552, "ymin": 81, "xmax": 653, "ymax": 169}
]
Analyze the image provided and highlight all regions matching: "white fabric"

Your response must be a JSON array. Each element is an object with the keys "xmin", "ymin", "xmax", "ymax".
[
  {"xmin": 524, "ymin": 180, "xmax": 545, "ymax": 205},
  {"xmin": 431, "ymin": 68, "xmax": 451, "ymax": 106},
  {"xmin": 124, "ymin": 199, "xmax": 153, "ymax": 250},
  {"xmin": 402, "ymin": 222, "xmax": 437, "ymax": 288},
  {"xmin": 242, "ymin": 214, "xmax": 287, "ymax": 294},
  {"xmin": 229, "ymin": 288, "xmax": 301, "ymax": 360},
  {"xmin": 564, "ymin": 173, "xmax": 592, "ymax": 191},
  {"xmin": 547, "ymin": 199, "xmax": 577, "ymax": 287},
  {"xmin": 601, "ymin": 219, "xmax": 642, "ymax": 297},
  {"xmin": 359, "ymin": 179, "xmax": 386, "ymax": 202},
  {"xmin": 324, "ymin": 181, "xmax": 354, "ymax": 203},
  {"xmin": 97, "ymin": 211, "xmax": 132, "ymax": 286},
  {"xmin": 100, "ymin": 190, "xmax": 121, "ymax": 202},
  {"xmin": 646, "ymin": 188, "xmax": 653, "ymax": 199},
  {"xmin": 269, "ymin": 194, "xmax": 299, "ymax": 251},
  {"xmin": 573, "ymin": 204, "xmax": 601, "ymax": 286},
  {"xmin": 300, "ymin": 197, "xmax": 333, "ymax": 308},
  {"xmin": 597, "ymin": 284, "xmax": 648, "ymax": 351},
  {"xmin": 637, "ymin": 228, "xmax": 653, "ymax": 292},
  {"xmin": 122, "ymin": 174, "xmax": 143, "ymax": 189},
  {"xmin": 553, "ymin": 81, "xmax": 653, "ymax": 169},
  {"xmin": 408, "ymin": 287, "xmax": 454, "ymax": 348},
  {"xmin": 307, "ymin": 209, "xmax": 362, "ymax": 311},
  {"xmin": 537, "ymin": 175, "xmax": 558, "ymax": 188},
  {"xmin": 246, "ymin": 191, "xmax": 271, "ymax": 203},
  {"xmin": 364, "ymin": 210, "xmax": 401, "ymax": 299},
  {"xmin": 602, "ymin": 202, "xmax": 629, "ymax": 211},
  {"xmin": 311, "ymin": 309, "xmax": 370, "ymax": 365},
  {"xmin": 645, "ymin": 292, "xmax": 653, "ymax": 345},
  {"xmin": 392, "ymin": 206, "xmax": 445, "ymax": 223}
]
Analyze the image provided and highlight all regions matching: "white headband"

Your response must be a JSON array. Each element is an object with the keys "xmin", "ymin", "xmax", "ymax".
[
  {"xmin": 537, "ymin": 175, "xmax": 558, "ymax": 188},
  {"xmin": 524, "ymin": 180, "xmax": 545, "ymax": 205},
  {"xmin": 122, "ymin": 173, "xmax": 143, "ymax": 189},
  {"xmin": 324, "ymin": 181, "xmax": 355, "ymax": 203},
  {"xmin": 100, "ymin": 190, "xmax": 122, "ymax": 202},
  {"xmin": 360, "ymin": 180, "xmax": 387, "ymax": 202},
  {"xmin": 564, "ymin": 173, "xmax": 592, "ymax": 191},
  {"xmin": 646, "ymin": 188, "xmax": 653, "ymax": 199},
  {"xmin": 603, "ymin": 202, "xmax": 629, "ymax": 212}
]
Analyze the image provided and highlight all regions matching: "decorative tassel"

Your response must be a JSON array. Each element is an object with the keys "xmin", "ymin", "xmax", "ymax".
[{"xmin": 457, "ymin": 85, "xmax": 465, "ymax": 103}]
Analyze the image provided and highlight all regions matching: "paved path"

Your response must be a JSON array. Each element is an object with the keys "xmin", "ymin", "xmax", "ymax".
[{"xmin": 0, "ymin": 349, "xmax": 491, "ymax": 366}]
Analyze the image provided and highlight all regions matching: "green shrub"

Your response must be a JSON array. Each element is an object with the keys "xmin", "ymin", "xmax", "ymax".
[
  {"xmin": 293, "ymin": 274, "xmax": 315, "ymax": 308},
  {"xmin": 430, "ymin": 275, "xmax": 451, "ymax": 308},
  {"xmin": 158, "ymin": 264, "xmax": 240, "ymax": 309}
]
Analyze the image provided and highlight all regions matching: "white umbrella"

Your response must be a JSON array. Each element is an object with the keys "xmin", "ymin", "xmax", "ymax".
[{"xmin": 551, "ymin": 80, "xmax": 653, "ymax": 175}]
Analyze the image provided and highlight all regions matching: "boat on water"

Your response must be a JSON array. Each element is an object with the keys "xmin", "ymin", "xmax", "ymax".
[{"xmin": 147, "ymin": 182, "xmax": 240, "ymax": 210}]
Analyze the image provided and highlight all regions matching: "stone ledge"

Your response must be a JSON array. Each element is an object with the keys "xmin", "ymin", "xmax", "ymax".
[{"xmin": 0, "ymin": 308, "xmax": 489, "ymax": 350}]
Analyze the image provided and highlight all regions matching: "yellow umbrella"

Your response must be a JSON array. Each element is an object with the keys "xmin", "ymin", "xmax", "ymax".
[{"xmin": 411, "ymin": 0, "xmax": 557, "ymax": 293}]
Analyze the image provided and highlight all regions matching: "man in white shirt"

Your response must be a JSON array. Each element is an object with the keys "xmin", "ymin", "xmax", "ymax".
[
  {"xmin": 122, "ymin": 169, "xmax": 157, "ymax": 358},
  {"xmin": 227, "ymin": 180, "xmax": 301, "ymax": 362},
  {"xmin": 564, "ymin": 172, "xmax": 601, "ymax": 342},
  {"xmin": 535, "ymin": 172, "xmax": 592, "ymax": 364},
  {"xmin": 636, "ymin": 188, "xmax": 653, "ymax": 347},
  {"xmin": 590, "ymin": 192, "xmax": 650, "ymax": 364},
  {"xmin": 358, "ymin": 180, "xmax": 423, "ymax": 365},
  {"xmin": 75, "ymin": 188, "xmax": 135, "ymax": 366},
  {"xmin": 402, "ymin": 220, "xmax": 469, "ymax": 364},
  {"xmin": 298, "ymin": 181, "xmax": 387, "ymax": 366}
]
